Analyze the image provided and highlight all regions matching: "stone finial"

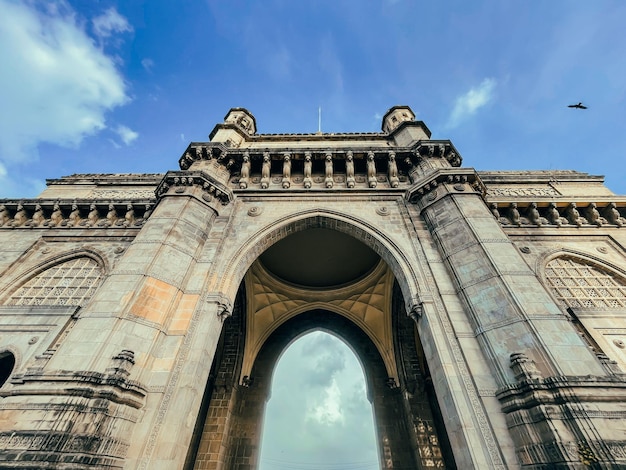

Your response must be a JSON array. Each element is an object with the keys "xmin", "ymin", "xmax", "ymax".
[
  {"xmin": 510, "ymin": 352, "xmax": 542, "ymax": 382},
  {"xmin": 106, "ymin": 349, "xmax": 135, "ymax": 380}
]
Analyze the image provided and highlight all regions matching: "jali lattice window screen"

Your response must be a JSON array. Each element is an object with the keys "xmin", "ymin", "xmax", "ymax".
[
  {"xmin": 545, "ymin": 256, "xmax": 626, "ymax": 309},
  {"xmin": 5, "ymin": 257, "xmax": 103, "ymax": 306}
]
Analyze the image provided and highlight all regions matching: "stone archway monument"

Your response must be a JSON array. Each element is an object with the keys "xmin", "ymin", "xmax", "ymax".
[{"xmin": 2, "ymin": 106, "xmax": 626, "ymax": 469}]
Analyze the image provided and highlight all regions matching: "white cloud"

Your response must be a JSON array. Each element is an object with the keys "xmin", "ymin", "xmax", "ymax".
[
  {"xmin": 307, "ymin": 378, "xmax": 344, "ymax": 426},
  {"xmin": 447, "ymin": 78, "xmax": 496, "ymax": 128},
  {"xmin": 115, "ymin": 125, "xmax": 139, "ymax": 145},
  {"xmin": 92, "ymin": 7, "xmax": 132, "ymax": 39},
  {"xmin": 0, "ymin": 1, "xmax": 131, "ymax": 163},
  {"xmin": 141, "ymin": 58, "xmax": 154, "ymax": 72}
]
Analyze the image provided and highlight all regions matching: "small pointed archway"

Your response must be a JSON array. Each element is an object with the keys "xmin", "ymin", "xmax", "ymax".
[{"xmin": 258, "ymin": 330, "xmax": 380, "ymax": 469}]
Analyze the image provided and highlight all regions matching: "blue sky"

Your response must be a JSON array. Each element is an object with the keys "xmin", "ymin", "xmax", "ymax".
[
  {"xmin": 1, "ymin": 1, "xmax": 626, "ymax": 198},
  {"xmin": 2, "ymin": 1, "xmax": 626, "ymax": 467}
]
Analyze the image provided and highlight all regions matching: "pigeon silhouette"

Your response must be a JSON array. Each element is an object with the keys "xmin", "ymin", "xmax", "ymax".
[{"xmin": 568, "ymin": 102, "xmax": 587, "ymax": 109}]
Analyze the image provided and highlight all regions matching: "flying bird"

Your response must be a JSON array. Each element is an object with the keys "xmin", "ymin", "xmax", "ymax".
[{"xmin": 568, "ymin": 102, "xmax": 588, "ymax": 109}]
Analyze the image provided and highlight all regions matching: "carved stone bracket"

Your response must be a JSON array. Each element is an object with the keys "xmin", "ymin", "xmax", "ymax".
[
  {"xmin": 0, "ymin": 200, "xmax": 153, "ymax": 229},
  {"xmin": 486, "ymin": 200, "xmax": 626, "ymax": 228},
  {"xmin": 406, "ymin": 298, "xmax": 424, "ymax": 322},
  {"xmin": 203, "ymin": 292, "xmax": 233, "ymax": 321},
  {"xmin": 155, "ymin": 171, "xmax": 234, "ymax": 205},
  {"xmin": 405, "ymin": 168, "xmax": 479, "ymax": 205},
  {"xmin": 509, "ymin": 352, "xmax": 542, "ymax": 382}
]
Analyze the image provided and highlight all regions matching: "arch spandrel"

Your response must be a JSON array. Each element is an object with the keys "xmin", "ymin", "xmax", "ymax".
[{"xmin": 240, "ymin": 259, "xmax": 399, "ymax": 384}]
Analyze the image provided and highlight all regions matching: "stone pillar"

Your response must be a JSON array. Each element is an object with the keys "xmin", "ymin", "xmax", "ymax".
[
  {"xmin": 408, "ymin": 170, "xmax": 604, "ymax": 385},
  {"xmin": 0, "ymin": 170, "xmax": 235, "ymax": 469},
  {"xmin": 408, "ymin": 168, "xmax": 626, "ymax": 468}
]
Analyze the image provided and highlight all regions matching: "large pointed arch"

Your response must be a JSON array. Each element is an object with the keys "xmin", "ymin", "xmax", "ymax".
[{"xmin": 216, "ymin": 210, "xmax": 425, "ymax": 315}]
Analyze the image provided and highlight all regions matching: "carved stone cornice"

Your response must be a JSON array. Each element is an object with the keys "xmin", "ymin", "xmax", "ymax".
[
  {"xmin": 155, "ymin": 171, "xmax": 234, "ymax": 205},
  {"xmin": 497, "ymin": 374, "xmax": 626, "ymax": 413},
  {"xmin": 5, "ymin": 352, "xmax": 147, "ymax": 409},
  {"xmin": 486, "ymin": 200, "xmax": 626, "ymax": 228},
  {"xmin": 0, "ymin": 200, "xmax": 153, "ymax": 229},
  {"xmin": 178, "ymin": 141, "xmax": 463, "ymax": 192},
  {"xmin": 405, "ymin": 168, "xmax": 480, "ymax": 206}
]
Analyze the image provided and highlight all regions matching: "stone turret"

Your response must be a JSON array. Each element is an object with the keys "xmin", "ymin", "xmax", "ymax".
[
  {"xmin": 209, "ymin": 107, "xmax": 257, "ymax": 147},
  {"xmin": 382, "ymin": 105, "xmax": 431, "ymax": 147}
]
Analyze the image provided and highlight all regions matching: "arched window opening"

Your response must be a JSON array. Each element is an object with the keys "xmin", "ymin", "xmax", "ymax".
[
  {"xmin": 545, "ymin": 256, "xmax": 626, "ymax": 309},
  {"xmin": 259, "ymin": 331, "xmax": 380, "ymax": 470},
  {"xmin": 5, "ymin": 257, "xmax": 103, "ymax": 306},
  {"xmin": 0, "ymin": 351, "xmax": 16, "ymax": 388},
  {"xmin": 545, "ymin": 256, "xmax": 626, "ymax": 372}
]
